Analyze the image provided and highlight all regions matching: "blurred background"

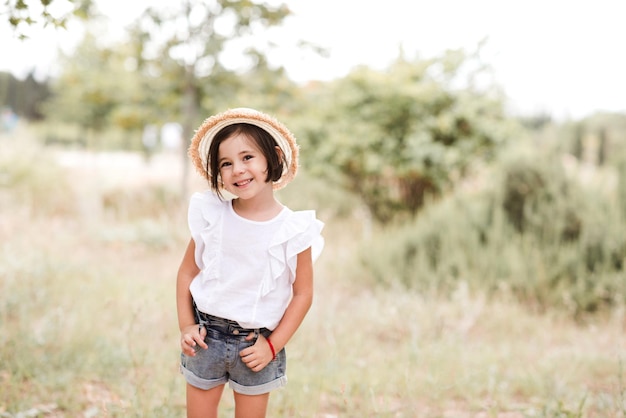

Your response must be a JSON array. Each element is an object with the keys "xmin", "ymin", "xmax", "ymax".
[{"xmin": 1, "ymin": 1, "xmax": 625, "ymax": 417}]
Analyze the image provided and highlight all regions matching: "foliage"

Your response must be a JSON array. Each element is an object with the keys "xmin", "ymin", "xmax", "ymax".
[
  {"xmin": 501, "ymin": 156, "xmax": 582, "ymax": 241},
  {"xmin": 619, "ymin": 159, "xmax": 626, "ymax": 221},
  {"xmin": 41, "ymin": 34, "xmax": 146, "ymax": 141},
  {"xmin": 360, "ymin": 149, "xmax": 626, "ymax": 317},
  {"xmin": 128, "ymin": 0, "xmax": 292, "ymax": 155},
  {"xmin": 2, "ymin": 0, "xmax": 94, "ymax": 39},
  {"xmin": 40, "ymin": 32, "xmax": 172, "ymax": 152},
  {"xmin": 300, "ymin": 50, "xmax": 516, "ymax": 223},
  {"xmin": 0, "ymin": 71, "xmax": 50, "ymax": 120},
  {"xmin": 36, "ymin": 0, "xmax": 295, "ymax": 198},
  {"xmin": 560, "ymin": 112, "xmax": 626, "ymax": 166}
]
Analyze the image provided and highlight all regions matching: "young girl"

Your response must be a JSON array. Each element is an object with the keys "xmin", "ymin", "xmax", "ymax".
[{"xmin": 177, "ymin": 108, "xmax": 324, "ymax": 418}]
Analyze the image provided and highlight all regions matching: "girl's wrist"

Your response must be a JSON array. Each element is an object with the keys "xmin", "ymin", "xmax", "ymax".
[
  {"xmin": 180, "ymin": 323, "xmax": 197, "ymax": 332},
  {"xmin": 266, "ymin": 337, "xmax": 276, "ymax": 360}
]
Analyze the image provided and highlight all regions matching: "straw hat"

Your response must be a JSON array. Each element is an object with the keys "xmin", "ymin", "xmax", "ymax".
[{"xmin": 188, "ymin": 108, "xmax": 299, "ymax": 190}]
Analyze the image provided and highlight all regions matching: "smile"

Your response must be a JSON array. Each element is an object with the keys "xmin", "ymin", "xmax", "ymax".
[{"xmin": 234, "ymin": 179, "xmax": 252, "ymax": 187}]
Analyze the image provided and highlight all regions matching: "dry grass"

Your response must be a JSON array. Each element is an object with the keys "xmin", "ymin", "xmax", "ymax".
[{"xmin": 1, "ymin": 138, "xmax": 625, "ymax": 417}]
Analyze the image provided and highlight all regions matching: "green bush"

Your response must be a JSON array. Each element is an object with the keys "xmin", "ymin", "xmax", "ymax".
[
  {"xmin": 501, "ymin": 157, "xmax": 582, "ymax": 242},
  {"xmin": 360, "ymin": 155, "xmax": 626, "ymax": 316},
  {"xmin": 618, "ymin": 159, "xmax": 626, "ymax": 221}
]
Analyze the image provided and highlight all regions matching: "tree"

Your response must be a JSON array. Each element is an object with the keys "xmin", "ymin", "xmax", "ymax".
[
  {"xmin": 128, "ymin": 0, "xmax": 291, "ymax": 197},
  {"xmin": 0, "ymin": 71, "xmax": 50, "ymax": 119},
  {"xmin": 42, "ymin": 33, "xmax": 148, "ymax": 147},
  {"xmin": 303, "ymin": 50, "xmax": 515, "ymax": 223},
  {"xmin": 572, "ymin": 122, "xmax": 584, "ymax": 160},
  {"xmin": 2, "ymin": 0, "xmax": 94, "ymax": 39}
]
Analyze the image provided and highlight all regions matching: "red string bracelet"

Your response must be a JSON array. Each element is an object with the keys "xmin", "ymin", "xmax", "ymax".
[{"xmin": 266, "ymin": 337, "xmax": 276, "ymax": 360}]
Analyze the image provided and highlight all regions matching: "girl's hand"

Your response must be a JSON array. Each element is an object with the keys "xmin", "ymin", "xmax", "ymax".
[
  {"xmin": 239, "ymin": 333, "xmax": 273, "ymax": 372},
  {"xmin": 180, "ymin": 324, "xmax": 208, "ymax": 356}
]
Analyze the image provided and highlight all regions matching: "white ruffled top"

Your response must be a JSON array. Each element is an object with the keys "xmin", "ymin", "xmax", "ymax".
[{"xmin": 187, "ymin": 190, "xmax": 324, "ymax": 330}]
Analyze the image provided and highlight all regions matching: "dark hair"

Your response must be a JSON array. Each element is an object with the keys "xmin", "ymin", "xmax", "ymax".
[{"xmin": 206, "ymin": 123, "xmax": 286, "ymax": 195}]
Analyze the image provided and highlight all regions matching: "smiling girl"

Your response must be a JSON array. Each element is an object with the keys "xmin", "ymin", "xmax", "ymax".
[{"xmin": 177, "ymin": 108, "xmax": 324, "ymax": 418}]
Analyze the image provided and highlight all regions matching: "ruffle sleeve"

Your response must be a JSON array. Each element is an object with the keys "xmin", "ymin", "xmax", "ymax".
[
  {"xmin": 188, "ymin": 191, "xmax": 225, "ymax": 279},
  {"xmin": 263, "ymin": 210, "xmax": 324, "ymax": 296}
]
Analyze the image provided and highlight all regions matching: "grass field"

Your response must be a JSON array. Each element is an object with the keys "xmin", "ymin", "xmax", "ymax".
[{"xmin": 1, "ymin": 136, "xmax": 625, "ymax": 417}]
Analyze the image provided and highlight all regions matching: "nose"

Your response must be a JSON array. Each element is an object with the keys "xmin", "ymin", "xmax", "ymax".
[{"xmin": 232, "ymin": 160, "xmax": 246, "ymax": 174}]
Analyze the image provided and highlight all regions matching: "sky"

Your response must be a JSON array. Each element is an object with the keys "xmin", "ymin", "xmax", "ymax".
[{"xmin": 2, "ymin": 0, "xmax": 625, "ymax": 120}]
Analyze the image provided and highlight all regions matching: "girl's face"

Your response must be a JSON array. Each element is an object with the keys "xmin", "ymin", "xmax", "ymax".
[{"xmin": 217, "ymin": 133, "xmax": 273, "ymax": 200}]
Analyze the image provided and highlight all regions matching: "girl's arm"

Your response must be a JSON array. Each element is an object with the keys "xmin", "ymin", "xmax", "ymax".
[
  {"xmin": 241, "ymin": 246, "xmax": 314, "ymax": 371},
  {"xmin": 176, "ymin": 238, "xmax": 207, "ymax": 355},
  {"xmin": 269, "ymin": 246, "xmax": 314, "ymax": 352}
]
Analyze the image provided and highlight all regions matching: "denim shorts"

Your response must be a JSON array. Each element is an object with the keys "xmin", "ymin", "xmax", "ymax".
[{"xmin": 180, "ymin": 312, "xmax": 287, "ymax": 395}]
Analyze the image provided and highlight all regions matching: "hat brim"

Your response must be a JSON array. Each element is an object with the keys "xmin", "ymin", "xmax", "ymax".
[{"xmin": 188, "ymin": 108, "xmax": 299, "ymax": 190}]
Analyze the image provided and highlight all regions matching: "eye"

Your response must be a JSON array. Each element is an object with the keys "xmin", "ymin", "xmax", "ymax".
[
  {"xmin": 243, "ymin": 155, "xmax": 254, "ymax": 161},
  {"xmin": 220, "ymin": 161, "xmax": 231, "ymax": 168}
]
